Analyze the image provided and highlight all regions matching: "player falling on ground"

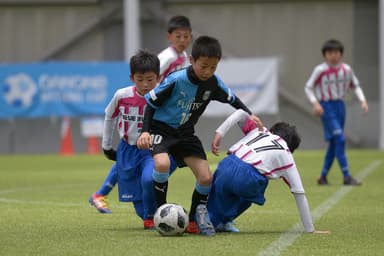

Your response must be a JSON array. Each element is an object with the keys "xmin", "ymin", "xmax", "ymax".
[
  {"xmin": 89, "ymin": 15, "xmax": 192, "ymax": 218},
  {"xmin": 137, "ymin": 36, "xmax": 263, "ymax": 236},
  {"xmin": 208, "ymin": 109, "xmax": 330, "ymax": 234},
  {"xmin": 304, "ymin": 39, "xmax": 368, "ymax": 186}
]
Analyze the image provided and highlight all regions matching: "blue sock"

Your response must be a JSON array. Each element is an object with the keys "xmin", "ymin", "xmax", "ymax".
[
  {"xmin": 321, "ymin": 139, "xmax": 335, "ymax": 177},
  {"xmin": 334, "ymin": 134, "xmax": 350, "ymax": 177},
  {"xmin": 195, "ymin": 182, "xmax": 211, "ymax": 196},
  {"xmin": 152, "ymin": 170, "xmax": 169, "ymax": 183},
  {"xmin": 96, "ymin": 163, "xmax": 118, "ymax": 196}
]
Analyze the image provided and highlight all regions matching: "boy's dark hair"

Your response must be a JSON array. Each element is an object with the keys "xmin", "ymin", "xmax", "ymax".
[
  {"xmin": 191, "ymin": 36, "xmax": 222, "ymax": 60},
  {"xmin": 269, "ymin": 122, "xmax": 301, "ymax": 153},
  {"xmin": 167, "ymin": 15, "xmax": 191, "ymax": 33},
  {"xmin": 130, "ymin": 50, "xmax": 160, "ymax": 76},
  {"xmin": 322, "ymin": 39, "xmax": 344, "ymax": 56}
]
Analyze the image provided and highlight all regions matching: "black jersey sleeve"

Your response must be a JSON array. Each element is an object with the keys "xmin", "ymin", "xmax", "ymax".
[
  {"xmin": 230, "ymin": 95, "xmax": 252, "ymax": 115},
  {"xmin": 141, "ymin": 105, "xmax": 155, "ymax": 133}
]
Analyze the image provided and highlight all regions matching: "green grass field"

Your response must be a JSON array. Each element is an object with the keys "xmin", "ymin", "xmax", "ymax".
[{"xmin": 1, "ymin": 150, "xmax": 383, "ymax": 256}]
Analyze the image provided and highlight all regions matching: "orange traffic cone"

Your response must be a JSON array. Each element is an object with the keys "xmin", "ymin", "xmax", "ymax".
[
  {"xmin": 60, "ymin": 116, "xmax": 74, "ymax": 155},
  {"xmin": 87, "ymin": 136, "xmax": 101, "ymax": 154}
]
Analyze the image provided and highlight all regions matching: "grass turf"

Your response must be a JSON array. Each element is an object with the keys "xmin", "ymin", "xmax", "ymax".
[{"xmin": 0, "ymin": 150, "xmax": 383, "ymax": 255}]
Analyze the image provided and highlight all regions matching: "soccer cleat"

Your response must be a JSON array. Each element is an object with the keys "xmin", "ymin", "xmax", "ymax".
[
  {"xmin": 317, "ymin": 176, "xmax": 329, "ymax": 185},
  {"xmin": 185, "ymin": 221, "xmax": 199, "ymax": 234},
  {"xmin": 195, "ymin": 204, "xmax": 216, "ymax": 236},
  {"xmin": 143, "ymin": 219, "xmax": 155, "ymax": 229},
  {"xmin": 215, "ymin": 222, "xmax": 240, "ymax": 233},
  {"xmin": 343, "ymin": 176, "xmax": 362, "ymax": 186},
  {"xmin": 89, "ymin": 193, "xmax": 112, "ymax": 214}
]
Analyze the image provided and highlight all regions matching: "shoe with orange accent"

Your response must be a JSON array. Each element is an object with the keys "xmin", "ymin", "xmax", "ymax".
[
  {"xmin": 185, "ymin": 221, "xmax": 199, "ymax": 234},
  {"xmin": 89, "ymin": 193, "xmax": 112, "ymax": 214},
  {"xmin": 143, "ymin": 219, "xmax": 155, "ymax": 229}
]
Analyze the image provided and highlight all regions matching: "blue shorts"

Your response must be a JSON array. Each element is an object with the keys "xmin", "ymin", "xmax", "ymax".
[
  {"xmin": 116, "ymin": 140, "xmax": 153, "ymax": 203},
  {"xmin": 320, "ymin": 100, "xmax": 346, "ymax": 141},
  {"xmin": 116, "ymin": 140, "xmax": 177, "ymax": 220},
  {"xmin": 207, "ymin": 154, "xmax": 268, "ymax": 226}
]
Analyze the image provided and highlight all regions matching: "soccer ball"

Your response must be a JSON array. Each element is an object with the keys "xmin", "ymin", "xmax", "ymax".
[{"xmin": 154, "ymin": 203, "xmax": 189, "ymax": 236}]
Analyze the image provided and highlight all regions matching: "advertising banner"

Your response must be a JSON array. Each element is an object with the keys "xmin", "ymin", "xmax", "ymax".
[
  {"xmin": 0, "ymin": 62, "xmax": 132, "ymax": 119},
  {"xmin": 203, "ymin": 58, "xmax": 279, "ymax": 116}
]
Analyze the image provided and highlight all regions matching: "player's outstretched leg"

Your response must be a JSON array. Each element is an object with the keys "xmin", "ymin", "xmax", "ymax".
[
  {"xmin": 89, "ymin": 164, "xmax": 118, "ymax": 213},
  {"xmin": 89, "ymin": 193, "xmax": 112, "ymax": 214},
  {"xmin": 195, "ymin": 204, "xmax": 215, "ymax": 236}
]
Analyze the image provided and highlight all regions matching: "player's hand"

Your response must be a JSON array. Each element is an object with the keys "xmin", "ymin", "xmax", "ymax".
[
  {"xmin": 313, "ymin": 102, "xmax": 323, "ymax": 117},
  {"xmin": 137, "ymin": 132, "xmax": 151, "ymax": 149},
  {"xmin": 249, "ymin": 114, "xmax": 264, "ymax": 132},
  {"xmin": 311, "ymin": 230, "xmax": 331, "ymax": 234},
  {"xmin": 103, "ymin": 148, "xmax": 117, "ymax": 161},
  {"xmin": 211, "ymin": 133, "xmax": 222, "ymax": 156},
  {"xmin": 361, "ymin": 101, "xmax": 368, "ymax": 114}
]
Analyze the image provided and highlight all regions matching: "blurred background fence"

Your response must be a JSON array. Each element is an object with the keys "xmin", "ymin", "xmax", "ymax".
[{"xmin": 0, "ymin": 0, "xmax": 380, "ymax": 154}]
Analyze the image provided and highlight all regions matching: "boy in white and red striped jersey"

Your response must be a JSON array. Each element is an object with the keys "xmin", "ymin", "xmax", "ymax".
[
  {"xmin": 305, "ymin": 39, "xmax": 368, "ymax": 186},
  {"xmin": 158, "ymin": 15, "xmax": 192, "ymax": 82},
  {"xmin": 89, "ymin": 15, "xmax": 192, "ymax": 218},
  {"xmin": 207, "ymin": 109, "xmax": 329, "ymax": 234},
  {"xmin": 89, "ymin": 50, "xmax": 177, "ymax": 229}
]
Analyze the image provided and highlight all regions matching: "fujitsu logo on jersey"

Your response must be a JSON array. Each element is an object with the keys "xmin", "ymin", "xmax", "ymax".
[{"xmin": 177, "ymin": 100, "xmax": 203, "ymax": 111}]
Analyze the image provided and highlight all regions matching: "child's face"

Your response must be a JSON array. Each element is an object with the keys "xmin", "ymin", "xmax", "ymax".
[
  {"xmin": 131, "ymin": 72, "xmax": 159, "ymax": 96},
  {"xmin": 189, "ymin": 56, "xmax": 220, "ymax": 81},
  {"xmin": 167, "ymin": 28, "xmax": 192, "ymax": 53},
  {"xmin": 324, "ymin": 50, "xmax": 342, "ymax": 66}
]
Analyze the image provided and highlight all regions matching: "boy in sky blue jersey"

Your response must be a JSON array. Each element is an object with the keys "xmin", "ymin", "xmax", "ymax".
[{"xmin": 137, "ymin": 35, "xmax": 263, "ymax": 236}]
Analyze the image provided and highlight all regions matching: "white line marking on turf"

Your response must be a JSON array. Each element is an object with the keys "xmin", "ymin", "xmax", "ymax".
[{"xmin": 258, "ymin": 160, "xmax": 382, "ymax": 256}]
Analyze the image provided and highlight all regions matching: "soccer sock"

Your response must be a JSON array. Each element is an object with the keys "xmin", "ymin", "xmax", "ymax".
[
  {"xmin": 334, "ymin": 134, "xmax": 350, "ymax": 177},
  {"xmin": 189, "ymin": 183, "xmax": 211, "ymax": 221},
  {"xmin": 152, "ymin": 170, "xmax": 169, "ymax": 207},
  {"xmin": 321, "ymin": 139, "xmax": 336, "ymax": 177},
  {"xmin": 96, "ymin": 163, "xmax": 118, "ymax": 196}
]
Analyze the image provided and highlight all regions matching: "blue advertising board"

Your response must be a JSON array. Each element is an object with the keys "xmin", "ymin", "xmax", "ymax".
[{"xmin": 0, "ymin": 62, "xmax": 132, "ymax": 118}]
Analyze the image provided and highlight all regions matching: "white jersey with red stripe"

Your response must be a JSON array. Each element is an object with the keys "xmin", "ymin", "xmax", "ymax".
[
  {"xmin": 102, "ymin": 86, "xmax": 146, "ymax": 147},
  {"xmin": 158, "ymin": 46, "xmax": 189, "ymax": 82},
  {"xmin": 305, "ymin": 62, "xmax": 361, "ymax": 102},
  {"xmin": 228, "ymin": 128, "xmax": 305, "ymax": 193}
]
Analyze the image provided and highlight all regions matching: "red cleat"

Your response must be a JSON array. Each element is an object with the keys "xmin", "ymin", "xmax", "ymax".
[
  {"xmin": 143, "ymin": 219, "xmax": 155, "ymax": 229},
  {"xmin": 186, "ymin": 221, "xmax": 199, "ymax": 234}
]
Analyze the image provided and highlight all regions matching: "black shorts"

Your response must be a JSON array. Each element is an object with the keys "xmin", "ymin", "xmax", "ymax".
[{"xmin": 150, "ymin": 121, "xmax": 207, "ymax": 168}]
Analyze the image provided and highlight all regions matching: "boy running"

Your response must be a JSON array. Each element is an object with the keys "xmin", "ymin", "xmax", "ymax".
[
  {"xmin": 89, "ymin": 15, "xmax": 192, "ymax": 218},
  {"xmin": 91, "ymin": 50, "xmax": 175, "ymax": 229}
]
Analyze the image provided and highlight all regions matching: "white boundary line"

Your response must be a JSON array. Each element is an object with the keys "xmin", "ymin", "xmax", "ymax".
[{"xmin": 258, "ymin": 160, "xmax": 382, "ymax": 256}]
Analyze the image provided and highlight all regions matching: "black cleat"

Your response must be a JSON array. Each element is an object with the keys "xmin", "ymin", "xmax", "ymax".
[
  {"xmin": 343, "ymin": 176, "xmax": 362, "ymax": 186},
  {"xmin": 317, "ymin": 176, "xmax": 329, "ymax": 185}
]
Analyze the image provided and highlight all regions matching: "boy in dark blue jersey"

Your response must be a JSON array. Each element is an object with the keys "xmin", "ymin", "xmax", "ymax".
[{"xmin": 137, "ymin": 36, "xmax": 263, "ymax": 236}]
